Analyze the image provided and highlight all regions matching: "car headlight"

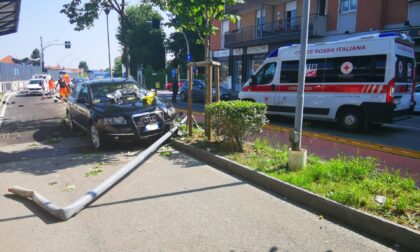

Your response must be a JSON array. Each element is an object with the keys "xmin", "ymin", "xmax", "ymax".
[
  {"xmin": 103, "ymin": 116, "xmax": 127, "ymax": 125},
  {"xmin": 167, "ymin": 106, "xmax": 176, "ymax": 117}
]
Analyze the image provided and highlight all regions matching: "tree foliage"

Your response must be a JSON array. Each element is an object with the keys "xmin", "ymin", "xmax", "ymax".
[
  {"xmin": 61, "ymin": 0, "xmax": 132, "ymax": 75},
  {"xmin": 153, "ymin": 0, "xmax": 243, "ymax": 60},
  {"xmin": 78, "ymin": 61, "xmax": 89, "ymax": 72},
  {"xmin": 30, "ymin": 48, "xmax": 40, "ymax": 66},
  {"xmin": 117, "ymin": 4, "xmax": 165, "ymax": 74},
  {"xmin": 30, "ymin": 48, "xmax": 40, "ymax": 59},
  {"xmin": 166, "ymin": 30, "xmax": 204, "ymax": 70}
]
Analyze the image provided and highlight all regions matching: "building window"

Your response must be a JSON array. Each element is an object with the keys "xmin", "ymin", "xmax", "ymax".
[
  {"xmin": 256, "ymin": 8, "xmax": 266, "ymax": 35},
  {"xmin": 221, "ymin": 20, "xmax": 230, "ymax": 49},
  {"xmin": 340, "ymin": 0, "xmax": 357, "ymax": 13},
  {"xmin": 318, "ymin": 0, "xmax": 327, "ymax": 16},
  {"xmin": 286, "ymin": 1, "xmax": 297, "ymax": 30}
]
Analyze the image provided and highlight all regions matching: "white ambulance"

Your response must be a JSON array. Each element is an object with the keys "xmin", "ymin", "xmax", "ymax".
[{"xmin": 239, "ymin": 33, "xmax": 416, "ymax": 131}]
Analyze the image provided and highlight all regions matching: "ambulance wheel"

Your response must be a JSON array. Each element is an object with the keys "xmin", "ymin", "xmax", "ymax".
[{"xmin": 338, "ymin": 108, "xmax": 363, "ymax": 132}]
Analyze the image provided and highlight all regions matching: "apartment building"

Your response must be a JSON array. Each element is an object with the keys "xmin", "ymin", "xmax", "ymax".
[{"xmin": 210, "ymin": 0, "xmax": 420, "ymax": 93}]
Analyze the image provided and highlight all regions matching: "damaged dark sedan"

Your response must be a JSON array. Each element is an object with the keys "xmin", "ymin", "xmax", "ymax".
[{"xmin": 66, "ymin": 78, "xmax": 176, "ymax": 149}]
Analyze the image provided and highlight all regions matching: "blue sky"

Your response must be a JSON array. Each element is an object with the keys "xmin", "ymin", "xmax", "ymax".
[{"xmin": 0, "ymin": 0, "xmax": 173, "ymax": 70}]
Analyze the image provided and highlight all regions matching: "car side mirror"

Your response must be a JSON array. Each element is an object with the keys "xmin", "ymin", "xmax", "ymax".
[{"xmin": 250, "ymin": 75, "xmax": 257, "ymax": 86}]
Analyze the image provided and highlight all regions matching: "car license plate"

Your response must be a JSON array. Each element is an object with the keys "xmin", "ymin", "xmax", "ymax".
[{"xmin": 145, "ymin": 123, "xmax": 159, "ymax": 132}]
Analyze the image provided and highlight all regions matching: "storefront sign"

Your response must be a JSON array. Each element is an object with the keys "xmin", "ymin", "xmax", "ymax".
[
  {"xmin": 233, "ymin": 48, "xmax": 243, "ymax": 56},
  {"xmin": 247, "ymin": 45, "xmax": 268, "ymax": 54},
  {"xmin": 213, "ymin": 49, "xmax": 230, "ymax": 58}
]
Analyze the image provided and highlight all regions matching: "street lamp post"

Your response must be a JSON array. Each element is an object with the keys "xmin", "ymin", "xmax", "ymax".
[
  {"xmin": 104, "ymin": 6, "xmax": 112, "ymax": 78},
  {"xmin": 39, "ymin": 37, "xmax": 64, "ymax": 73},
  {"xmin": 288, "ymin": 0, "xmax": 310, "ymax": 170}
]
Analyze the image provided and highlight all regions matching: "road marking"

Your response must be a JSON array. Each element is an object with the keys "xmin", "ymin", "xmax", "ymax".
[
  {"xmin": 0, "ymin": 94, "xmax": 13, "ymax": 128},
  {"xmin": 176, "ymin": 108, "xmax": 420, "ymax": 159}
]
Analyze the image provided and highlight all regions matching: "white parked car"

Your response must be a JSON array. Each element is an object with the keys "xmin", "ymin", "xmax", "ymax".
[
  {"xmin": 24, "ymin": 79, "xmax": 46, "ymax": 95},
  {"xmin": 415, "ymin": 85, "xmax": 420, "ymax": 113}
]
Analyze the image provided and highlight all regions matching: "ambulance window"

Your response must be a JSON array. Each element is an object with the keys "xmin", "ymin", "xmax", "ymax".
[
  {"xmin": 395, "ymin": 55, "xmax": 413, "ymax": 83},
  {"xmin": 324, "ymin": 55, "xmax": 386, "ymax": 83},
  {"xmin": 280, "ymin": 61, "xmax": 299, "ymax": 83},
  {"xmin": 306, "ymin": 59, "xmax": 326, "ymax": 83},
  {"xmin": 254, "ymin": 62, "xmax": 277, "ymax": 85}
]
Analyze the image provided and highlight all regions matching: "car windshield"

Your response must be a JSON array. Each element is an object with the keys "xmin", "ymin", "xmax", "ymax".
[
  {"xmin": 29, "ymin": 80, "xmax": 41, "ymax": 84},
  {"xmin": 90, "ymin": 82, "xmax": 148, "ymax": 104}
]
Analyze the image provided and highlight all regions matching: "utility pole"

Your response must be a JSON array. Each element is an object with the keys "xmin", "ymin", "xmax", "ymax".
[
  {"xmin": 104, "ymin": 6, "xmax": 112, "ymax": 78},
  {"xmin": 288, "ymin": 0, "xmax": 310, "ymax": 170},
  {"xmin": 40, "ymin": 36, "xmax": 44, "ymax": 72}
]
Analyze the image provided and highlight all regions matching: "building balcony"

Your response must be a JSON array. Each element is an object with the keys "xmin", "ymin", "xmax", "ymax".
[{"xmin": 224, "ymin": 15, "xmax": 327, "ymax": 48}]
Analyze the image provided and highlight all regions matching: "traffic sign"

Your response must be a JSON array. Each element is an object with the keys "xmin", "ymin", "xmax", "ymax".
[{"xmin": 186, "ymin": 54, "xmax": 191, "ymax": 62}]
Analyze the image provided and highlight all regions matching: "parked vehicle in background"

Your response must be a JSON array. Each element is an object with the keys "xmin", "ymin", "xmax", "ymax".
[
  {"xmin": 88, "ymin": 71, "xmax": 111, "ymax": 80},
  {"xmin": 239, "ymin": 33, "xmax": 416, "ymax": 131},
  {"xmin": 165, "ymin": 80, "xmax": 186, "ymax": 91},
  {"xmin": 66, "ymin": 78, "xmax": 176, "ymax": 149},
  {"xmin": 24, "ymin": 79, "xmax": 47, "ymax": 95},
  {"xmin": 179, "ymin": 79, "xmax": 232, "ymax": 102},
  {"xmin": 415, "ymin": 85, "xmax": 420, "ymax": 113},
  {"xmin": 32, "ymin": 74, "xmax": 51, "ymax": 83},
  {"xmin": 73, "ymin": 77, "xmax": 89, "ymax": 85}
]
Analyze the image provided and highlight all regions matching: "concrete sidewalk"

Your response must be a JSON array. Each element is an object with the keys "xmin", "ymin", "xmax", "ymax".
[{"xmin": 1, "ymin": 148, "xmax": 392, "ymax": 251}]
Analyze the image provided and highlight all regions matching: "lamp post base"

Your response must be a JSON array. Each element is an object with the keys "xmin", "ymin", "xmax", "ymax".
[{"xmin": 288, "ymin": 148, "xmax": 307, "ymax": 171}]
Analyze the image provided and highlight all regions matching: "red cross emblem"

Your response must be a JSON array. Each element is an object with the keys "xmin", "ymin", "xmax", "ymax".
[{"xmin": 341, "ymin": 61, "xmax": 353, "ymax": 75}]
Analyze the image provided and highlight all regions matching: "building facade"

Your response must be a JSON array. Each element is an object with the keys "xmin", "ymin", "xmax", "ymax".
[{"xmin": 210, "ymin": 0, "xmax": 420, "ymax": 93}]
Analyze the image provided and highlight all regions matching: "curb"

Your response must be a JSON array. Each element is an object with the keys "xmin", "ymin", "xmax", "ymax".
[{"xmin": 172, "ymin": 140, "xmax": 420, "ymax": 251}]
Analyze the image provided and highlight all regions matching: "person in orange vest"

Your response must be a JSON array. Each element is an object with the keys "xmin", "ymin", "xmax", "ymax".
[
  {"xmin": 48, "ymin": 78, "xmax": 55, "ymax": 98},
  {"xmin": 56, "ymin": 76, "xmax": 69, "ymax": 103},
  {"xmin": 63, "ymin": 73, "xmax": 71, "ymax": 94}
]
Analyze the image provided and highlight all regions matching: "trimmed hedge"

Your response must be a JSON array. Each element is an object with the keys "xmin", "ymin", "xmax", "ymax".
[{"xmin": 205, "ymin": 100, "xmax": 268, "ymax": 150}]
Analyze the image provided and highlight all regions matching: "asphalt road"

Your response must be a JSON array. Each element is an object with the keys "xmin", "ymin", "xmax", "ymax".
[
  {"xmin": 0, "ymin": 94, "xmax": 396, "ymax": 251},
  {"xmin": 162, "ymin": 92, "xmax": 420, "ymax": 151}
]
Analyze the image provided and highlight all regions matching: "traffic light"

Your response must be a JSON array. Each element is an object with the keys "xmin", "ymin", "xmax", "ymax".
[
  {"xmin": 65, "ymin": 41, "xmax": 71, "ymax": 49},
  {"xmin": 151, "ymin": 18, "xmax": 160, "ymax": 29}
]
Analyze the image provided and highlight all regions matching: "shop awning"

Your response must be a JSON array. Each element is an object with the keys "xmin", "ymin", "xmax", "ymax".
[{"xmin": 0, "ymin": 0, "xmax": 21, "ymax": 36}]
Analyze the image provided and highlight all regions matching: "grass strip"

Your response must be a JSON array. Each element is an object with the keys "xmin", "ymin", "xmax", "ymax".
[{"xmin": 186, "ymin": 134, "xmax": 420, "ymax": 230}]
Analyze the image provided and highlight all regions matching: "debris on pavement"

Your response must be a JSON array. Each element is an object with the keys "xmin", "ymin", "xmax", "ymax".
[
  {"xmin": 85, "ymin": 163, "xmax": 104, "ymax": 177},
  {"xmin": 62, "ymin": 184, "xmax": 76, "ymax": 192},
  {"xmin": 375, "ymin": 195, "xmax": 386, "ymax": 205}
]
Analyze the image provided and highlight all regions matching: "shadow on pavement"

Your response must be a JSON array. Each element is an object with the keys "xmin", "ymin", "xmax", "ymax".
[
  {"xmin": 1, "ymin": 194, "xmax": 59, "ymax": 224},
  {"xmin": 88, "ymin": 181, "xmax": 245, "ymax": 210}
]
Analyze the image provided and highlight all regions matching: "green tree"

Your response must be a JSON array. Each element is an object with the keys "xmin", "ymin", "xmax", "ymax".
[
  {"xmin": 117, "ymin": 4, "xmax": 165, "ymax": 77},
  {"xmin": 153, "ymin": 0, "xmax": 242, "ymax": 60},
  {"xmin": 30, "ymin": 48, "xmax": 40, "ymax": 66},
  {"xmin": 78, "ymin": 61, "xmax": 89, "ymax": 73},
  {"xmin": 30, "ymin": 48, "xmax": 40, "ymax": 59},
  {"xmin": 113, "ymin": 58, "xmax": 123, "ymax": 77},
  {"xmin": 166, "ymin": 30, "xmax": 204, "ymax": 74},
  {"xmin": 61, "ymin": 0, "xmax": 132, "ymax": 76}
]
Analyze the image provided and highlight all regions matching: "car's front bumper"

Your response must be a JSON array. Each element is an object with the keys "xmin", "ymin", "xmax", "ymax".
[{"xmin": 99, "ymin": 113, "xmax": 175, "ymax": 142}]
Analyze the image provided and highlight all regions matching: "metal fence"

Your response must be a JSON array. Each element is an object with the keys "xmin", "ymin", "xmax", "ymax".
[{"xmin": 0, "ymin": 63, "xmax": 41, "ymax": 82}]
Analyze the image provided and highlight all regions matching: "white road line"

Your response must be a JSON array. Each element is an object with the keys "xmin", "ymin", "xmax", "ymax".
[{"xmin": 0, "ymin": 94, "xmax": 13, "ymax": 128}]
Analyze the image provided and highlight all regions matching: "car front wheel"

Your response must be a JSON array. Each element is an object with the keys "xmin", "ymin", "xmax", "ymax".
[{"xmin": 90, "ymin": 123, "xmax": 104, "ymax": 149}]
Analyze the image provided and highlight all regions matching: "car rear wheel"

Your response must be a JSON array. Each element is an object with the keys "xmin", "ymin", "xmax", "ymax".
[
  {"xmin": 338, "ymin": 108, "xmax": 363, "ymax": 132},
  {"xmin": 180, "ymin": 92, "xmax": 187, "ymax": 102},
  {"xmin": 90, "ymin": 123, "xmax": 104, "ymax": 149}
]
